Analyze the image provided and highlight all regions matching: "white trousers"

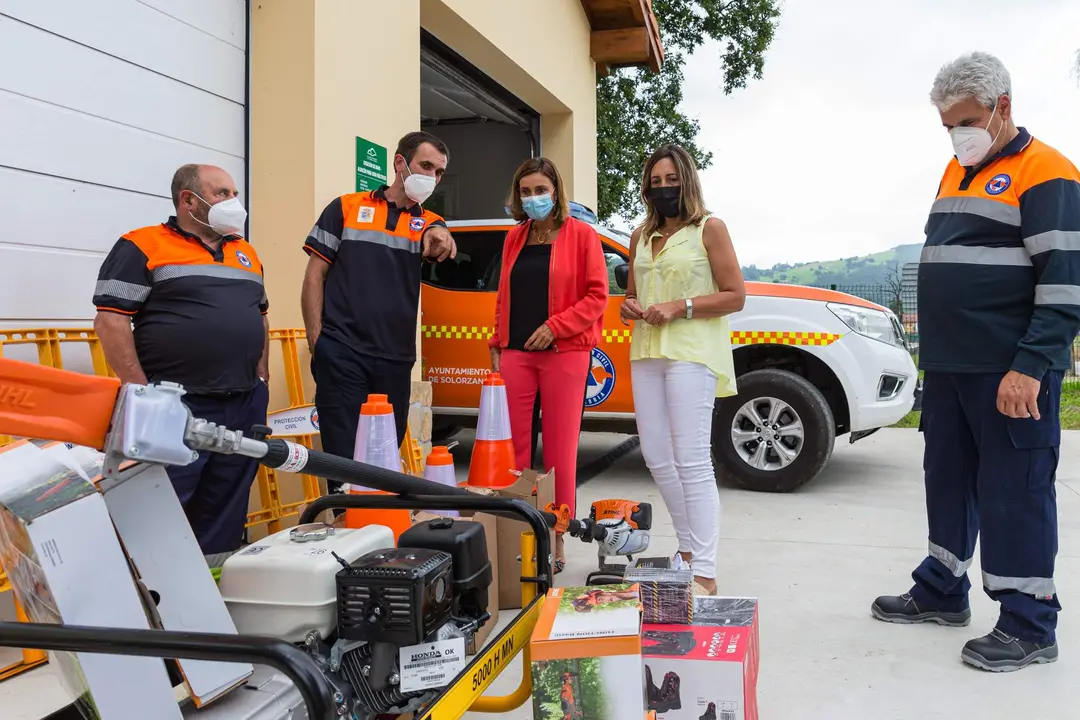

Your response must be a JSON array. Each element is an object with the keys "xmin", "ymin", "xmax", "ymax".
[{"xmin": 631, "ymin": 358, "xmax": 721, "ymax": 579}]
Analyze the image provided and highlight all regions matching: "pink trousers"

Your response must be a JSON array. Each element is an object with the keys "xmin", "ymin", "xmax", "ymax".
[{"xmin": 500, "ymin": 348, "xmax": 590, "ymax": 517}]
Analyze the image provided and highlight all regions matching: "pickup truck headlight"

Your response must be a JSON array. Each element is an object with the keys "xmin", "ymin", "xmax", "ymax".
[{"xmin": 827, "ymin": 303, "xmax": 904, "ymax": 348}]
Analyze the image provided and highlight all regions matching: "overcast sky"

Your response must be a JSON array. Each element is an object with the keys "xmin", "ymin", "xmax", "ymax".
[{"xmin": 678, "ymin": 0, "xmax": 1080, "ymax": 269}]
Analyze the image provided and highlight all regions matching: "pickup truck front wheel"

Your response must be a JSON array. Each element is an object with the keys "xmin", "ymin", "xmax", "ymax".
[{"xmin": 712, "ymin": 369, "xmax": 835, "ymax": 493}]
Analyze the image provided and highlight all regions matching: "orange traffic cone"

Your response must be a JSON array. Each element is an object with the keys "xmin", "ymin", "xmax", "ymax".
[
  {"xmin": 347, "ymin": 394, "xmax": 411, "ymax": 539},
  {"xmin": 424, "ymin": 446, "xmax": 459, "ymax": 518},
  {"xmin": 467, "ymin": 372, "xmax": 517, "ymax": 488}
]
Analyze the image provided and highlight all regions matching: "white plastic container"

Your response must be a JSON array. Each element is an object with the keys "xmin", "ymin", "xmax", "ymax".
[{"xmin": 219, "ymin": 523, "xmax": 394, "ymax": 643}]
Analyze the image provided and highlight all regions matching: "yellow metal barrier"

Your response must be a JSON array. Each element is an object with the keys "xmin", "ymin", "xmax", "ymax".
[
  {"xmin": 0, "ymin": 326, "xmax": 412, "ymax": 680},
  {"xmin": 0, "ymin": 328, "xmax": 70, "ymax": 680}
]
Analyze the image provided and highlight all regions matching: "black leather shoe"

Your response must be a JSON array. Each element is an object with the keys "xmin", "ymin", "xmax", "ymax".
[
  {"xmin": 699, "ymin": 702, "xmax": 717, "ymax": 720},
  {"xmin": 650, "ymin": 672, "xmax": 681, "ymax": 713},
  {"xmin": 961, "ymin": 629, "xmax": 1059, "ymax": 672},
  {"xmin": 871, "ymin": 593, "xmax": 971, "ymax": 627}
]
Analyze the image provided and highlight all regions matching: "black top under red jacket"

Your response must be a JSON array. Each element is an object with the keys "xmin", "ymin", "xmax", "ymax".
[
  {"xmin": 919, "ymin": 128, "xmax": 1080, "ymax": 378},
  {"xmin": 304, "ymin": 186, "xmax": 446, "ymax": 363}
]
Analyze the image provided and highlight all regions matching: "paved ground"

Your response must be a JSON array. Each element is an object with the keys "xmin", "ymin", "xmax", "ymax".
[
  {"xmin": 3, "ymin": 428, "xmax": 1077, "ymax": 718},
  {"xmin": 465, "ymin": 428, "xmax": 1080, "ymax": 720}
]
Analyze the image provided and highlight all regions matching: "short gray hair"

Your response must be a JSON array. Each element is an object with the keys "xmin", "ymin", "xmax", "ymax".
[
  {"xmin": 171, "ymin": 164, "xmax": 202, "ymax": 209},
  {"xmin": 930, "ymin": 52, "xmax": 1011, "ymax": 112}
]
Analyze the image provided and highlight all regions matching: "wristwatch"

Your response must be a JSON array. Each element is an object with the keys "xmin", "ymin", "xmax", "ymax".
[{"xmin": 684, "ymin": 298, "xmax": 693, "ymax": 319}]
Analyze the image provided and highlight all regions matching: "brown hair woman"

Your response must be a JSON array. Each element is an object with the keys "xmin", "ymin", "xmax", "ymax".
[{"xmin": 487, "ymin": 157, "xmax": 609, "ymax": 573}]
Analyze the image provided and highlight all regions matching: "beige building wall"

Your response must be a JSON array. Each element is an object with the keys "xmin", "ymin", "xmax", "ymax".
[
  {"xmin": 420, "ymin": 0, "xmax": 597, "ymax": 208},
  {"xmin": 251, "ymin": 0, "xmax": 596, "ymax": 397}
]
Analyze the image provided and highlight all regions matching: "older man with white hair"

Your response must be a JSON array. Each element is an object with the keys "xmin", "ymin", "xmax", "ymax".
[{"xmin": 871, "ymin": 52, "xmax": 1080, "ymax": 672}]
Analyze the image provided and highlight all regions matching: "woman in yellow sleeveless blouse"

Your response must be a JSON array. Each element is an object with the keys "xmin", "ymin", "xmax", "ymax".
[{"xmin": 620, "ymin": 145, "xmax": 746, "ymax": 595}]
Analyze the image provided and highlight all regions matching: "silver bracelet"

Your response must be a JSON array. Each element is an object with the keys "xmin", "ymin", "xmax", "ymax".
[{"xmin": 685, "ymin": 298, "xmax": 693, "ymax": 319}]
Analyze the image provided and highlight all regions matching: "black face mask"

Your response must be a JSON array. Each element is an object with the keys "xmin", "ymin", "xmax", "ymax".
[{"xmin": 648, "ymin": 186, "xmax": 681, "ymax": 218}]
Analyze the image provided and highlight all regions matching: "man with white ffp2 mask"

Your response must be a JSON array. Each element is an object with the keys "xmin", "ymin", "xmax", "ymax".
[
  {"xmin": 302, "ymin": 132, "xmax": 457, "ymax": 482},
  {"xmin": 93, "ymin": 164, "xmax": 271, "ymax": 557},
  {"xmin": 872, "ymin": 52, "xmax": 1080, "ymax": 673}
]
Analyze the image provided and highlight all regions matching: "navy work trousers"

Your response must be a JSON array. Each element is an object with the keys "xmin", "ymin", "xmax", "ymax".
[
  {"xmin": 312, "ymin": 335, "xmax": 410, "ymax": 493},
  {"xmin": 166, "ymin": 383, "xmax": 269, "ymax": 555},
  {"xmin": 910, "ymin": 371, "xmax": 1062, "ymax": 644}
]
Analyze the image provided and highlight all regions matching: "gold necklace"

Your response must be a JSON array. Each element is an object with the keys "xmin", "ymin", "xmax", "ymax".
[{"xmin": 533, "ymin": 226, "xmax": 554, "ymax": 244}]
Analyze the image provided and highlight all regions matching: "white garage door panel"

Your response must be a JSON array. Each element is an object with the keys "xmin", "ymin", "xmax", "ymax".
[
  {"xmin": 0, "ymin": 246, "xmax": 104, "ymax": 322},
  {"xmin": 0, "ymin": 18, "xmax": 244, "ymax": 156},
  {"xmin": 138, "ymin": 0, "xmax": 245, "ymax": 50},
  {"xmin": 0, "ymin": 91, "xmax": 246, "ymax": 200},
  {"xmin": 0, "ymin": 167, "xmax": 172, "ymax": 255},
  {"xmin": 0, "ymin": 0, "xmax": 245, "ymax": 103}
]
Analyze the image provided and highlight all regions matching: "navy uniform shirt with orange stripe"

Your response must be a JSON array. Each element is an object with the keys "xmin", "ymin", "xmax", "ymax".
[
  {"xmin": 92, "ymin": 217, "xmax": 269, "ymax": 394},
  {"xmin": 305, "ymin": 185, "xmax": 446, "ymax": 363},
  {"xmin": 919, "ymin": 128, "xmax": 1080, "ymax": 377}
]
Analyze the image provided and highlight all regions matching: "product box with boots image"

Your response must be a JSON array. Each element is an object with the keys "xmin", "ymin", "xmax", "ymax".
[
  {"xmin": 530, "ymin": 584, "xmax": 646, "ymax": 719},
  {"xmin": 641, "ymin": 597, "xmax": 760, "ymax": 720}
]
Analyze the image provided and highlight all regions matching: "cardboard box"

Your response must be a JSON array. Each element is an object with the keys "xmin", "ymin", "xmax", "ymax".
[
  {"xmin": 530, "ymin": 584, "xmax": 646, "ymax": 720},
  {"xmin": 411, "ymin": 502, "xmax": 500, "ymax": 655},
  {"xmin": 0, "ymin": 441, "xmax": 182, "ymax": 719},
  {"xmin": 410, "ymin": 380, "xmax": 433, "ymax": 406},
  {"xmin": 492, "ymin": 468, "xmax": 555, "ymax": 610},
  {"xmin": 98, "ymin": 462, "xmax": 254, "ymax": 706},
  {"xmin": 642, "ymin": 597, "xmax": 760, "ymax": 720}
]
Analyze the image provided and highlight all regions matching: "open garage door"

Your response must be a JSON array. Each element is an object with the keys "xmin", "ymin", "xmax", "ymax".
[{"xmin": 420, "ymin": 31, "xmax": 539, "ymax": 221}]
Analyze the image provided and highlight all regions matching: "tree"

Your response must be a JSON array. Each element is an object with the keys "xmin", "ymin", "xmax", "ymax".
[
  {"xmin": 596, "ymin": 0, "xmax": 781, "ymax": 222},
  {"xmin": 885, "ymin": 262, "xmax": 904, "ymax": 318}
]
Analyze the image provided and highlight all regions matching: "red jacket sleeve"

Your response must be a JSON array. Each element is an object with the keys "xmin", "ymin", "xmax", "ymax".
[
  {"xmin": 489, "ymin": 270, "xmax": 505, "ymax": 349},
  {"xmin": 545, "ymin": 225, "xmax": 609, "ymax": 339},
  {"xmin": 489, "ymin": 226, "xmax": 522, "ymax": 349}
]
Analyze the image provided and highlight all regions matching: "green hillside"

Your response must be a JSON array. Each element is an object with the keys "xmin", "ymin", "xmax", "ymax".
[{"xmin": 743, "ymin": 244, "xmax": 923, "ymax": 286}]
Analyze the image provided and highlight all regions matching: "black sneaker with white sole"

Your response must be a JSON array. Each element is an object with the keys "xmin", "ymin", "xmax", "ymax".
[
  {"xmin": 961, "ymin": 629, "xmax": 1059, "ymax": 672},
  {"xmin": 870, "ymin": 593, "xmax": 971, "ymax": 627}
]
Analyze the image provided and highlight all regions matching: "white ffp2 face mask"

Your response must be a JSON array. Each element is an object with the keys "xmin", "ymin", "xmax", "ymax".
[
  {"xmin": 401, "ymin": 161, "xmax": 437, "ymax": 204},
  {"xmin": 950, "ymin": 104, "xmax": 1002, "ymax": 167},
  {"xmin": 193, "ymin": 195, "xmax": 247, "ymax": 235}
]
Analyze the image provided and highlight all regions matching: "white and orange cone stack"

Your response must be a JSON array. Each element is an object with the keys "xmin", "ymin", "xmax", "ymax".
[
  {"xmin": 424, "ymin": 446, "xmax": 459, "ymax": 518},
  {"xmin": 348, "ymin": 394, "xmax": 411, "ymax": 539},
  {"xmin": 466, "ymin": 372, "xmax": 517, "ymax": 489}
]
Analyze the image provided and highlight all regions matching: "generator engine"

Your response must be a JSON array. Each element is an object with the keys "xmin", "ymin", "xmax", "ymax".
[{"xmin": 219, "ymin": 516, "xmax": 492, "ymax": 719}]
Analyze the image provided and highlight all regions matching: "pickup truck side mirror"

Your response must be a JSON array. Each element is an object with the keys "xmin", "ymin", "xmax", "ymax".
[{"xmin": 614, "ymin": 263, "xmax": 629, "ymax": 290}]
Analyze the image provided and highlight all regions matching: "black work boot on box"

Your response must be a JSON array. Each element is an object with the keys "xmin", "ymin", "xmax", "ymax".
[
  {"xmin": 651, "ymin": 672, "xmax": 681, "ymax": 713},
  {"xmin": 699, "ymin": 701, "xmax": 717, "ymax": 720},
  {"xmin": 961, "ymin": 629, "xmax": 1059, "ymax": 672},
  {"xmin": 871, "ymin": 593, "xmax": 971, "ymax": 627}
]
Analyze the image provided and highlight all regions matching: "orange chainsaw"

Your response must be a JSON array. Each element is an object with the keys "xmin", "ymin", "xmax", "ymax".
[{"xmin": 545, "ymin": 498, "xmax": 653, "ymax": 585}]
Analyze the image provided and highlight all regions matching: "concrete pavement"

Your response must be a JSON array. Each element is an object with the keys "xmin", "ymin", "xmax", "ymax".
[{"xmin": 467, "ymin": 428, "xmax": 1079, "ymax": 720}]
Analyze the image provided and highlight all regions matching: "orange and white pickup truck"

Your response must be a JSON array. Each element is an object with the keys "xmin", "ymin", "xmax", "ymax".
[{"xmin": 420, "ymin": 216, "xmax": 919, "ymax": 492}]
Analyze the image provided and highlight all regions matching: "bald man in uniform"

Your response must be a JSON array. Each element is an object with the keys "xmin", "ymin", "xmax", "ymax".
[{"xmin": 93, "ymin": 164, "xmax": 270, "ymax": 558}]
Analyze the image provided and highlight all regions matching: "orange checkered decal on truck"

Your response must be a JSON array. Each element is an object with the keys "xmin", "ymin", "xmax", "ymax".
[
  {"xmin": 422, "ymin": 326, "xmax": 841, "ymax": 346},
  {"xmin": 421, "ymin": 325, "xmax": 494, "ymax": 340},
  {"xmin": 601, "ymin": 329, "xmax": 633, "ymax": 343},
  {"xmin": 730, "ymin": 331, "xmax": 841, "ymax": 346}
]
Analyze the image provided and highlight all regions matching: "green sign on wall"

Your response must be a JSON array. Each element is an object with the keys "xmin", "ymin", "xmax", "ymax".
[{"xmin": 356, "ymin": 136, "xmax": 388, "ymax": 193}]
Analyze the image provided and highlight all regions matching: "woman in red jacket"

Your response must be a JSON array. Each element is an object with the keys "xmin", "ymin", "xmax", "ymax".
[{"xmin": 488, "ymin": 157, "xmax": 609, "ymax": 572}]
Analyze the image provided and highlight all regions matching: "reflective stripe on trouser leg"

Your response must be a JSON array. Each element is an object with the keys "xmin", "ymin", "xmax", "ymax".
[
  {"xmin": 967, "ymin": 371, "xmax": 1062, "ymax": 644},
  {"xmin": 910, "ymin": 372, "xmax": 977, "ymax": 611}
]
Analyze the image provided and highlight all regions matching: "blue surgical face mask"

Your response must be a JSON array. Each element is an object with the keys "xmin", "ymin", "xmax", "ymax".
[{"xmin": 522, "ymin": 193, "xmax": 554, "ymax": 221}]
